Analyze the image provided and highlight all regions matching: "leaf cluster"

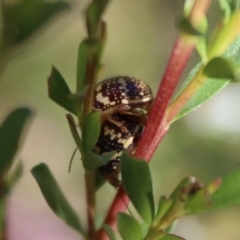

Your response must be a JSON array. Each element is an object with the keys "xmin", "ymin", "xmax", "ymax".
[
  {"xmin": 110, "ymin": 154, "xmax": 240, "ymax": 240},
  {"xmin": 172, "ymin": 0, "xmax": 240, "ymax": 123}
]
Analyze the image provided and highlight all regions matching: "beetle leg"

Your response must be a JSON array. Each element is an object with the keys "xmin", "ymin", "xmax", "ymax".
[{"xmin": 107, "ymin": 118, "xmax": 131, "ymax": 137}]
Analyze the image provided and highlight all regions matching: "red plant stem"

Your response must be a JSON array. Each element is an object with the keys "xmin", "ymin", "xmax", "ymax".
[
  {"xmin": 96, "ymin": 37, "xmax": 195, "ymax": 240},
  {"xmin": 135, "ymin": 37, "xmax": 195, "ymax": 161},
  {"xmin": 97, "ymin": 187, "xmax": 129, "ymax": 240}
]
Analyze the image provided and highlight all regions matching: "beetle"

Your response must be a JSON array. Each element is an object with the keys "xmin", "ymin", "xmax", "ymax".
[
  {"xmin": 93, "ymin": 113, "xmax": 145, "ymax": 187},
  {"xmin": 92, "ymin": 76, "xmax": 153, "ymax": 187},
  {"xmin": 93, "ymin": 76, "xmax": 153, "ymax": 117}
]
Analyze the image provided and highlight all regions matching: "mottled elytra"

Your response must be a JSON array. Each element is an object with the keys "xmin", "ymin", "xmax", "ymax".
[
  {"xmin": 92, "ymin": 76, "xmax": 153, "ymax": 187},
  {"xmin": 93, "ymin": 113, "xmax": 145, "ymax": 187},
  {"xmin": 93, "ymin": 76, "xmax": 153, "ymax": 118}
]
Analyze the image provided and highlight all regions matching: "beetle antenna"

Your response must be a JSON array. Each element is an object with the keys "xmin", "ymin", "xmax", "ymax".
[
  {"xmin": 119, "ymin": 190, "xmax": 135, "ymax": 218},
  {"xmin": 69, "ymin": 147, "xmax": 78, "ymax": 172}
]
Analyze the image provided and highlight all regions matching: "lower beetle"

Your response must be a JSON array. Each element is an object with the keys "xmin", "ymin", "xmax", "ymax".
[
  {"xmin": 93, "ymin": 113, "xmax": 146, "ymax": 187},
  {"xmin": 92, "ymin": 76, "xmax": 153, "ymax": 187}
]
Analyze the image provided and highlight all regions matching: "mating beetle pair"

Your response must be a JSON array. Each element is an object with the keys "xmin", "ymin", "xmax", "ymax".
[{"xmin": 92, "ymin": 76, "xmax": 153, "ymax": 187}]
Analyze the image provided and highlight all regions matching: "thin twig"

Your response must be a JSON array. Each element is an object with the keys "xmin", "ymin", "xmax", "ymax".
[{"xmin": 85, "ymin": 171, "xmax": 96, "ymax": 240}]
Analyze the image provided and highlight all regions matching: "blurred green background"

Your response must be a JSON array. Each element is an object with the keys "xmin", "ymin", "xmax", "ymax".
[{"xmin": 1, "ymin": 0, "xmax": 240, "ymax": 239}]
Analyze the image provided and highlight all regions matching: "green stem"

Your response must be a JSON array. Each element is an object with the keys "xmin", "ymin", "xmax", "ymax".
[
  {"xmin": 164, "ymin": 10, "xmax": 240, "ymax": 126},
  {"xmin": 164, "ymin": 66, "xmax": 206, "ymax": 125},
  {"xmin": 144, "ymin": 199, "xmax": 185, "ymax": 240},
  {"xmin": 82, "ymin": 50, "xmax": 98, "ymax": 123},
  {"xmin": 208, "ymin": 10, "xmax": 240, "ymax": 59},
  {"xmin": 80, "ymin": 44, "xmax": 101, "ymax": 240},
  {"xmin": 85, "ymin": 171, "xmax": 96, "ymax": 240}
]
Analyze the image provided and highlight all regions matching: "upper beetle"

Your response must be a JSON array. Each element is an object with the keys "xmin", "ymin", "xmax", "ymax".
[{"xmin": 93, "ymin": 76, "xmax": 153, "ymax": 119}]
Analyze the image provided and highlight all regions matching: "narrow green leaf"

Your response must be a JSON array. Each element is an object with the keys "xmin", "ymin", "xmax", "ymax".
[
  {"xmin": 82, "ymin": 112, "xmax": 101, "ymax": 152},
  {"xmin": 230, "ymin": 1, "xmax": 240, "ymax": 11},
  {"xmin": 170, "ymin": 177, "xmax": 195, "ymax": 200},
  {"xmin": 117, "ymin": 213, "xmax": 142, "ymax": 240},
  {"xmin": 76, "ymin": 40, "xmax": 89, "ymax": 90},
  {"xmin": 83, "ymin": 151, "xmax": 114, "ymax": 171},
  {"xmin": 218, "ymin": 0, "xmax": 240, "ymax": 24},
  {"xmin": 31, "ymin": 163, "xmax": 85, "ymax": 236},
  {"xmin": 173, "ymin": 74, "xmax": 230, "ymax": 122},
  {"xmin": 219, "ymin": 0, "xmax": 232, "ymax": 23},
  {"xmin": 7, "ymin": 160, "xmax": 23, "ymax": 190},
  {"xmin": 203, "ymin": 57, "xmax": 236, "ymax": 80},
  {"xmin": 174, "ymin": 35, "xmax": 240, "ymax": 122},
  {"xmin": 97, "ymin": 151, "xmax": 115, "ymax": 165},
  {"xmin": 83, "ymin": 152, "xmax": 107, "ymax": 170},
  {"xmin": 83, "ymin": 152, "xmax": 101, "ymax": 170},
  {"xmin": 83, "ymin": 152, "xmax": 102, "ymax": 171},
  {"xmin": 196, "ymin": 37, "xmax": 208, "ymax": 62},
  {"xmin": 154, "ymin": 197, "xmax": 173, "ymax": 224},
  {"xmin": 2, "ymin": 0, "xmax": 69, "ymax": 45},
  {"xmin": 211, "ymin": 168, "xmax": 240, "ymax": 210},
  {"xmin": 66, "ymin": 114, "xmax": 83, "ymax": 154},
  {"xmin": 102, "ymin": 224, "xmax": 116, "ymax": 240},
  {"xmin": 160, "ymin": 234, "xmax": 185, "ymax": 240},
  {"xmin": 185, "ymin": 189, "xmax": 211, "ymax": 214},
  {"xmin": 95, "ymin": 170, "xmax": 106, "ymax": 190},
  {"xmin": 48, "ymin": 66, "xmax": 77, "ymax": 115},
  {"xmin": 183, "ymin": 0, "xmax": 195, "ymax": 16},
  {"xmin": 86, "ymin": 0, "xmax": 109, "ymax": 38},
  {"xmin": 76, "ymin": 40, "xmax": 102, "ymax": 91},
  {"xmin": 121, "ymin": 152, "xmax": 154, "ymax": 224},
  {"xmin": 0, "ymin": 108, "xmax": 33, "ymax": 176},
  {"xmin": 141, "ymin": 222, "xmax": 149, "ymax": 239}
]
